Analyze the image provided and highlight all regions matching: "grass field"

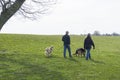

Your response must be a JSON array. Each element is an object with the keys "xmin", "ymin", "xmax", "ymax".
[{"xmin": 0, "ymin": 34, "xmax": 120, "ymax": 80}]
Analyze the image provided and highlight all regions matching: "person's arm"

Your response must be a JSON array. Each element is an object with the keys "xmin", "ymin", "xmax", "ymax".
[
  {"xmin": 62, "ymin": 36, "xmax": 64, "ymax": 41},
  {"xmin": 69, "ymin": 36, "xmax": 70, "ymax": 44},
  {"xmin": 91, "ymin": 40, "xmax": 95, "ymax": 49},
  {"xmin": 84, "ymin": 39, "xmax": 86, "ymax": 49}
]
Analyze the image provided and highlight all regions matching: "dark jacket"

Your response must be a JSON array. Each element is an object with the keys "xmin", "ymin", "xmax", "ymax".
[
  {"xmin": 62, "ymin": 34, "xmax": 70, "ymax": 45},
  {"xmin": 84, "ymin": 38, "xmax": 95, "ymax": 49}
]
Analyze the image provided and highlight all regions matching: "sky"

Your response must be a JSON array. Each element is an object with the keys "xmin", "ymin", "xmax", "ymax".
[{"xmin": 1, "ymin": 0, "xmax": 120, "ymax": 35}]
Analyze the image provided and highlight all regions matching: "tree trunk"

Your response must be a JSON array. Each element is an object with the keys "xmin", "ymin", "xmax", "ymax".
[{"xmin": 0, "ymin": 0, "xmax": 25, "ymax": 31}]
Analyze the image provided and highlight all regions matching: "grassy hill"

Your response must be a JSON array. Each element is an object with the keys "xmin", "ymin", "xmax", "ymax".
[{"xmin": 0, "ymin": 34, "xmax": 120, "ymax": 80}]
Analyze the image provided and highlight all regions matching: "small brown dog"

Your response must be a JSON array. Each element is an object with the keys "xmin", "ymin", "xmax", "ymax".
[{"xmin": 73, "ymin": 48, "xmax": 86, "ymax": 57}]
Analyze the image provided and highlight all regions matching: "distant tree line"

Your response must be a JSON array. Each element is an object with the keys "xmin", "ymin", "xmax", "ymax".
[{"xmin": 92, "ymin": 30, "xmax": 120, "ymax": 36}]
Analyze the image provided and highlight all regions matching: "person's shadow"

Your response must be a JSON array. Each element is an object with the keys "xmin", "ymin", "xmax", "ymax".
[
  {"xmin": 68, "ymin": 57, "xmax": 79, "ymax": 62},
  {"xmin": 90, "ymin": 59, "xmax": 105, "ymax": 64}
]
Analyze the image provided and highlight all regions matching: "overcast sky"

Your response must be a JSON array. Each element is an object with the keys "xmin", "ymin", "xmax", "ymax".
[{"xmin": 1, "ymin": 0, "xmax": 120, "ymax": 35}]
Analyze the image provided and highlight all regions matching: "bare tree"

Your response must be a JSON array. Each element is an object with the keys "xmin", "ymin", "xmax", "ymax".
[
  {"xmin": 93, "ymin": 30, "xmax": 101, "ymax": 36},
  {"xmin": 112, "ymin": 32, "xmax": 119, "ymax": 36},
  {"xmin": 0, "ymin": 0, "xmax": 56, "ymax": 31}
]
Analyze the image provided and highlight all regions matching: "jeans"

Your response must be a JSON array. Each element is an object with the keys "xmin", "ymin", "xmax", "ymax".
[
  {"xmin": 86, "ymin": 49, "xmax": 91, "ymax": 60},
  {"xmin": 63, "ymin": 45, "xmax": 72, "ymax": 58}
]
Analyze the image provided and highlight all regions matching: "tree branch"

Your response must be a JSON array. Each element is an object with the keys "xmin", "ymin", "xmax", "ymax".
[{"xmin": 17, "ymin": 0, "xmax": 57, "ymax": 20}]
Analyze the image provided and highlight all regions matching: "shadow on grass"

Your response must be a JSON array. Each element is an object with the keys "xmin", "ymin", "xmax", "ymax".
[
  {"xmin": 90, "ymin": 59, "xmax": 105, "ymax": 64},
  {"xmin": 0, "ymin": 54, "xmax": 68, "ymax": 80},
  {"xmin": 13, "ymin": 65, "xmax": 68, "ymax": 80},
  {"xmin": 68, "ymin": 58, "xmax": 79, "ymax": 62},
  {"xmin": 44, "ymin": 55, "xmax": 79, "ymax": 62},
  {"xmin": 44, "ymin": 55, "xmax": 60, "ymax": 58}
]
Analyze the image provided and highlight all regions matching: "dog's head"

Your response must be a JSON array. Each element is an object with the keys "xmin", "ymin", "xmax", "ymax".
[
  {"xmin": 45, "ymin": 46, "xmax": 54, "ymax": 53},
  {"xmin": 74, "ymin": 48, "xmax": 86, "ymax": 54},
  {"xmin": 50, "ymin": 46, "xmax": 53, "ymax": 50},
  {"xmin": 81, "ymin": 48, "xmax": 86, "ymax": 53},
  {"xmin": 45, "ymin": 46, "xmax": 54, "ymax": 57}
]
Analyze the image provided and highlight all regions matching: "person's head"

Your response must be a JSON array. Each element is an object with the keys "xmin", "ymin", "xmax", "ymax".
[
  {"xmin": 86, "ymin": 33, "xmax": 91, "ymax": 39},
  {"xmin": 65, "ymin": 31, "xmax": 69, "ymax": 35}
]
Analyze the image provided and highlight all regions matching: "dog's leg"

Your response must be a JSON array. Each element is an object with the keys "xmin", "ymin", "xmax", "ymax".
[
  {"xmin": 83, "ymin": 53, "xmax": 85, "ymax": 57},
  {"xmin": 78, "ymin": 54, "xmax": 79, "ymax": 57},
  {"xmin": 80, "ymin": 54, "xmax": 82, "ymax": 57}
]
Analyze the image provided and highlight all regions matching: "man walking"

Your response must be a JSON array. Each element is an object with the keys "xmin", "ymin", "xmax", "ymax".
[{"xmin": 62, "ymin": 31, "xmax": 72, "ymax": 58}]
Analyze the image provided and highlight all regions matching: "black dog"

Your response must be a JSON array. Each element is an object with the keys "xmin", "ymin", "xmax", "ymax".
[{"xmin": 73, "ymin": 48, "xmax": 86, "ymax": 57}]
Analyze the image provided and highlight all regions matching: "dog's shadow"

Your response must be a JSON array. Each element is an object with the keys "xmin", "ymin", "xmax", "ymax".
[
  {"xmin": 45, "ymin": 55, "xmax": 61, "ymax": 59},
  {"xmin": 45, "ymin": 56, "xmax": 79, "ymax": 62}
]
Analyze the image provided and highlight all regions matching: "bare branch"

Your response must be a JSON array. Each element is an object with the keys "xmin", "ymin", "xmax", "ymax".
[
  {"xmin": 0, "ymin": 0, "xmax": 57, "ymax": 19},
  {"xmin": 17, "ymin": 0, "xmax": 57, "ymax": 20}
]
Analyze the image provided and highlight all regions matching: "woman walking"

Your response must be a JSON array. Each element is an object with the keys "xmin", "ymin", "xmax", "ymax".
[{"xmin": 84, "ymin": 33, "xmax": 95, "ymax": 60}]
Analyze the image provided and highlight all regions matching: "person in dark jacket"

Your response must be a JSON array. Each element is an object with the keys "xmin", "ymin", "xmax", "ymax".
[
  {"xmin": 84, "ymin": 33, "xmax": 95, "ymax": 60},
  {"xmin": 62, "ymin": 31, "xmax": 72, "ymax": 58}
]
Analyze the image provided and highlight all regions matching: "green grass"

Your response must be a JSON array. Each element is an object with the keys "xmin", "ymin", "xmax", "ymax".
[{"xmin": 0, "ymin": 34, "xmax": 120, "ymax": 80}]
